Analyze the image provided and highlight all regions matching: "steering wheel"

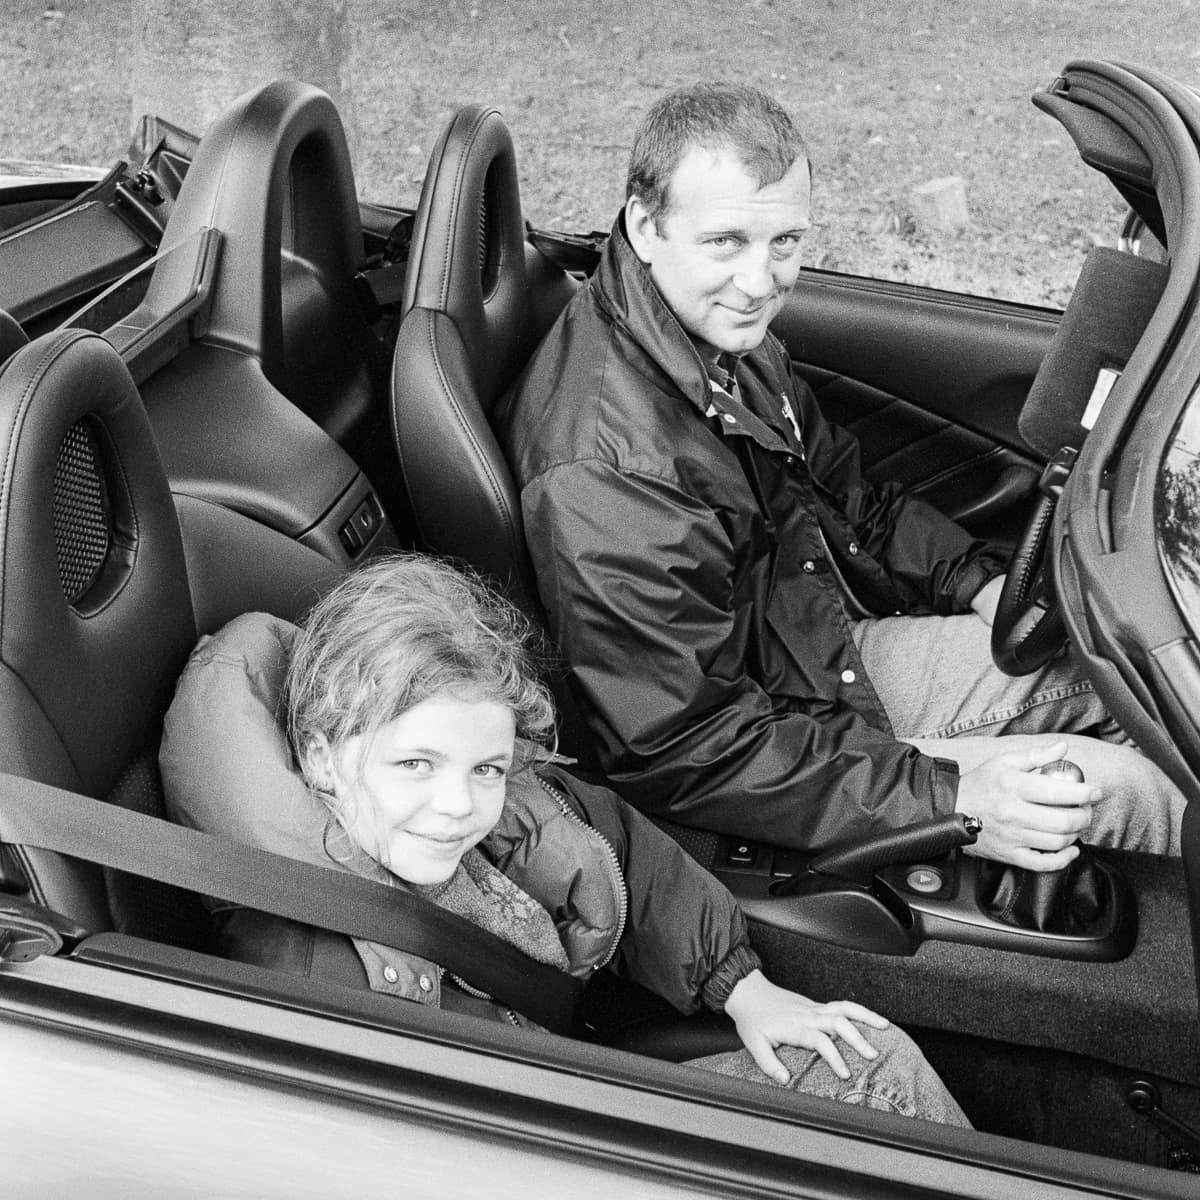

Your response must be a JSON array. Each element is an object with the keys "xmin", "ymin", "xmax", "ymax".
[{"xmin": 990, "ymin": 450, "xmax": 1075, "ymax": 676}]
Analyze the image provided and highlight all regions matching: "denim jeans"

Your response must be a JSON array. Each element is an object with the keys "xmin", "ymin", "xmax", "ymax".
[
  {"xmin": 852, "ymin": 612, "xmax": 1185, "ymax": 855},
  {"xmin": 687, "ymin": 1024, "xmax": 971, "ymax": 1127}
]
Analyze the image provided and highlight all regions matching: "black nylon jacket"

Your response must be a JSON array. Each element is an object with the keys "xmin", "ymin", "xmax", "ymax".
[{"xmin": 498, "ymin": 215, "xmax": 1006, "ymax": 850}]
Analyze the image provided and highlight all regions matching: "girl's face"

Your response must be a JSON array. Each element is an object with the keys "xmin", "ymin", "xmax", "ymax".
[{"xmin": 312, "ymin": 693, "xmax": 516, "ymax": 885}]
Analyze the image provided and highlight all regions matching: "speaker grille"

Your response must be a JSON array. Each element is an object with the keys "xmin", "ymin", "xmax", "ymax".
[{"xmin": 53, "ymin": 421, "xmax": 110, "ymax": 606}]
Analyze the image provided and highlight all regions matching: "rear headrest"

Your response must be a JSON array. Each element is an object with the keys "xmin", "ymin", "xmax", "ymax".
[{"xmin": 1019, "ymin": 247, "xmax": 1168, "ymax": 459}]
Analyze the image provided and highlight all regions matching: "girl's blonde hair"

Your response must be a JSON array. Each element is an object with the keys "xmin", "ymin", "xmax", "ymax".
[{"xmin": 285, "ymin": 554, "xmax": 557, "ymax": 798}]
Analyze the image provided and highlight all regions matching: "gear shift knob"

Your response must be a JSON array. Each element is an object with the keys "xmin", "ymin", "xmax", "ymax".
[{"xmin": 1038, "ymin": 759, "xmax": 1084, "ymax": 783}]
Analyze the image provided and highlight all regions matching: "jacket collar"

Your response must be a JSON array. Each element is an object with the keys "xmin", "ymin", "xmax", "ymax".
[
  {"xmin": 590, "ymin": 211, "xmax": 719, "ymax": 418},
  {"xmin": 591, "ymin": 215, "xmax": 800, "ymax": 456}
]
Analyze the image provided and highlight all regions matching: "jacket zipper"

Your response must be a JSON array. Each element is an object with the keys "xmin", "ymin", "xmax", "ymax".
[
  {"xmin": 537, "ymin": 775, "xmax": 628, "ymax": 970},
  {"xmin": 441, "ymin": 774, "xmax": 630, "ymax": 1025},
  {"xmin": 442, "ymin": 965, "xmax": 522, "ymax": 1027}
]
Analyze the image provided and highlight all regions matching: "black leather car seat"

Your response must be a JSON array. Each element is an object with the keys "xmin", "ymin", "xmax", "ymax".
[
  {"xmin": 0, "ymin": 329, "xmax": 204, "ymax": 944},
  {"xmin": 389, "ymin": 104, "xmax": 577, "ymax": 617},
  {"xmin": 0, "ymin": 308, "xmax": 27, "ymax": 365},
  {"xmin": 388, "ymin": 106, "xmax": 602, "ymax": 766},
  {"xmin": 0, "ymin": 328, "xmax": 346, "ymax": 948}
]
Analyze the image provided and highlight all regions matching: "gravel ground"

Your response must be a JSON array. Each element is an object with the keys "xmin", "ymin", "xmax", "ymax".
[{"xmin": 3, "ymin": 0, "xmax": 1199, "ymax": 304}]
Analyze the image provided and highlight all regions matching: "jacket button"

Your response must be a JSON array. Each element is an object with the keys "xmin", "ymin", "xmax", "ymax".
[
  {"xmin": 841, "ymin": 669, "xmax": 856, "ymax": 684},
  {"xmin": 802, "ymin": 560, "xmax": 816, "ymax": 573},
  {"xmin": 722, "ymin": 413, "xmax": 737, "ymax": 425},
  {"xmin": 848, "ymin": 542, "xmax": 859, "ymax": 555},
  {"xmin": 382, "ymin": 966, "xmax": 399, "ymax": 984},
  {"xmin": 419, "ymin": 974, "xmax": 434, "ymax": 992}
]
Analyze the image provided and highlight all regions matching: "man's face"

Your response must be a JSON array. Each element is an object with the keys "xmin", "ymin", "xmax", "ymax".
[{"xmin": 626, "ymin": 145, "xmax": 811, "ymax": 358}]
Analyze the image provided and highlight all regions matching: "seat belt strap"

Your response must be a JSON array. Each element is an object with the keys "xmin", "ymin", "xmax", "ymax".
[{"xmin": 0, "ymin": 772, "xmax": 583, "ymax": 1034}]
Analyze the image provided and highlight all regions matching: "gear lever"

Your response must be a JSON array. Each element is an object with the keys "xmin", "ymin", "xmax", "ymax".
[
  {"xmin": 976, "ymin": 759, "xmax": 1107, "ymax": 932},
  {"xmin": 1037, "ymin": 758, "xmax": 1084, "ymax": 784}
]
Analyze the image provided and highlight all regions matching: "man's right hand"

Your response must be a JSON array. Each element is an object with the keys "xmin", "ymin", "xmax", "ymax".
[{"xmin": 953, "ymin": 740, "xmax": 1100, "ymax": 871}]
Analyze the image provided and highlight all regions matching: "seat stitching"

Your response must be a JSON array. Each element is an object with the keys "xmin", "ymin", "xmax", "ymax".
[{"xmin": 438, "ymin": 107, "xmax": 497, "ymax": 309}]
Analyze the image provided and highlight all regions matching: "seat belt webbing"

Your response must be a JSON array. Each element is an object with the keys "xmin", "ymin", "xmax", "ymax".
[{"xmin": 0, "ymin": 772, "xmax": 583, "ymax": 1034}]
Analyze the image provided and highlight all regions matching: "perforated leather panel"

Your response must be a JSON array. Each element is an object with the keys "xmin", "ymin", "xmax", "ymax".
[
  {"xmin": 52, "ymin": 420, "xmax": 110, "ymax": 606},
  {"xmin": 650, "ymin": 815, "xmax": 718, "ymax": 870}
]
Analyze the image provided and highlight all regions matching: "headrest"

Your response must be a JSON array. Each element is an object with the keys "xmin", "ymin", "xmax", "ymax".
[
  {"xmin": 1018, "ymin": 246, "xmax": 1168, "ymax": 459},
  {"xmin": 159, "ymin": 611, "xmax": 330, "ymax": 866}
]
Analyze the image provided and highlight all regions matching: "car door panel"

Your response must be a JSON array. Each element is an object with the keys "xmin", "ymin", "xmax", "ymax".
[{"xmin": 772, "ymin": 272, "xmax": 1059, "ymax": 543}]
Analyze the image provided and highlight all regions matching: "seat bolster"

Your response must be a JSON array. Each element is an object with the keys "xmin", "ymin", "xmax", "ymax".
[{"xmin": 390, "ymin": 308, "xmax": 537, "ymax": 608}]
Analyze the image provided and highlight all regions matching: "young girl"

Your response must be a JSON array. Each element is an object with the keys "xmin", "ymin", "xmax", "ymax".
[{"xmin": 161, "ymin": 553, "xmax": 968, "ymax": 1126}]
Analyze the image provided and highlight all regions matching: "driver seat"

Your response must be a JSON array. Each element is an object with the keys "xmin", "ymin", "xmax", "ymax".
[
  {"xmin": 389, "ymin": 104, "xmax": 576, "ymax": 618},
  {"xmin": 389, "ymin": 106, "xmax": 601, "ymax": 764}
]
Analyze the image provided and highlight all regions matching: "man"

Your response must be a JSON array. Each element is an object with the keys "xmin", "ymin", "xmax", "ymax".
[{"xmin": 497, "ymin": 82, "xmax": 1183, "ymax": 869}]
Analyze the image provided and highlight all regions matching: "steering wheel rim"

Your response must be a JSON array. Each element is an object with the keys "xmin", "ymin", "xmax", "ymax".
[{"xmin": 990, "ymin": 488, "xmax": 1068, "ymax": 675}]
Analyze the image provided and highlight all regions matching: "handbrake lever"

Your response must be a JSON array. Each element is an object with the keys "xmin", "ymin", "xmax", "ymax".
[
  {"xmin": 775, "ymin": 812, "xmax": 982, "ymax": 892},
  {"xmin": 752, "ymin": 761, "xmax": 1133, "ymax": 960},
  {"xmin": 784, "ymin": 759, "xmax": 1079, "ymax": 889}
]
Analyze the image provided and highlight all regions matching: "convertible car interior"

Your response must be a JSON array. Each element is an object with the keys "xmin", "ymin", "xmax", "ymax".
[{"xmin": 1, "ymin": 60, "xmax": 1198, "ymax": 1185}]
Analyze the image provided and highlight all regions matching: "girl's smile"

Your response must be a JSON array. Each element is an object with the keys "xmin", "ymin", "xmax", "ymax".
[{"xmin": 311, "ymin": 693, "xmax": 516, "ymax": 885}]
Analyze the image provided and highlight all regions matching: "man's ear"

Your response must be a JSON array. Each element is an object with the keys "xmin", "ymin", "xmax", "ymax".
[{"xmin": 625, "ymin": 195, "xmax": 659, "ymax": 265}]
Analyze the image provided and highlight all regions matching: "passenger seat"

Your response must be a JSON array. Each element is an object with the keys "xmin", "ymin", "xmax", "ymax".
[{"xmin": 0, "ymin": 328, "xmax": 344, "ymax": 947}]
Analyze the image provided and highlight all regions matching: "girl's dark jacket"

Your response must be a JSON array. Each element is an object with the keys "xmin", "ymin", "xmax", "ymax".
[
  {"xmin": 159, "ymin": 612, "xmax": 760, "ymax": 1027},
  {"xmin": 497, "ymin": 214, "xmax": 1006, "ymax": 851}
]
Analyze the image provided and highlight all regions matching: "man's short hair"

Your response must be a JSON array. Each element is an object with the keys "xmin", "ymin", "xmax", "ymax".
[{"xmin": 626, "ymin": 82, "xmax": 808, "ymax": 226}]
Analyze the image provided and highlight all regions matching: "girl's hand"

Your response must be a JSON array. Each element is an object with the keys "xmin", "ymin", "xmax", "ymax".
[{"xmin": 723, "ymin": 969, "xmax": 889, "ymax": 1084}]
